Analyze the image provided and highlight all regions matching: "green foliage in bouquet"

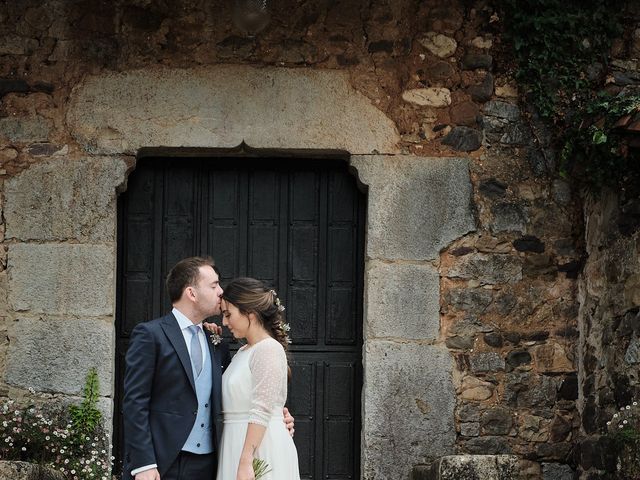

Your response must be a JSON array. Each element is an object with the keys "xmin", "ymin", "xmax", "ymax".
[{"xmin": 252, "ymin": 458, "xmax": 272, "ymax": 479}]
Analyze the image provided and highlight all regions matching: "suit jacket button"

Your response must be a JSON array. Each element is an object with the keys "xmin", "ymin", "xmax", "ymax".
[{"xmin": 193, "ymin": 411, "xmax": 197, "ymax": 416}]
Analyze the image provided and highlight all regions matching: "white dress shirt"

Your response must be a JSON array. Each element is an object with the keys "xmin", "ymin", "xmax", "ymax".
[{"xmin": 172, "ymin": 307, "xmax": 208, "ymax": 369}]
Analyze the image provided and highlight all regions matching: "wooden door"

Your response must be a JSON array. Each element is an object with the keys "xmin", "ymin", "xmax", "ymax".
[{"xmin": 115, "ymin": 157, "xmax": 364, "ymax": 479}]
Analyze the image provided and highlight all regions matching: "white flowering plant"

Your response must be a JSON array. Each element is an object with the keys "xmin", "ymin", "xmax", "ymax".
[
  {"xmin": 0, "ymin": 369, "xmax": 113, "ymax": 480},
  {"xmin": 606, "ymin": 399, "xmax": 640, "ymax": 477},
  {"xmin": 607, "ymin": 400, "xmax": 640, "ymax": 438}
]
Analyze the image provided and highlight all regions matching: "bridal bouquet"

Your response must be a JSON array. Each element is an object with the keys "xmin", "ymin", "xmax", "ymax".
[{"xmin": 253, "ymin": 458, "xmax": 272, "ymax": 479}]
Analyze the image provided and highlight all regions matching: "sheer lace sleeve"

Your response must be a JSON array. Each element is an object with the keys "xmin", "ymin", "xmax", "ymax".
[{"xmin": 248, "ymin": 338, "xmax": 288, "ymax": 427}]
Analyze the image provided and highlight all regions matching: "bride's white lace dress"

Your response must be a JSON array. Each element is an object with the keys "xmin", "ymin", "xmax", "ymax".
[{"xmin": 216, "ymin": 337, "xmax": 300, "ymax": 480}]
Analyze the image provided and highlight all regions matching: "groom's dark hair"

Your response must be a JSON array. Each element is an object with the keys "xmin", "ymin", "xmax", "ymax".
[{"xmin": 166, "ymin": 256, "xmax": 218, "ymax": 303}]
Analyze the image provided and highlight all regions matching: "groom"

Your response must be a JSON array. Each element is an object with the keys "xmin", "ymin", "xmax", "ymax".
[{"xmin": 122, "ymin": 256, "xmax": 293, "ymax": 480}]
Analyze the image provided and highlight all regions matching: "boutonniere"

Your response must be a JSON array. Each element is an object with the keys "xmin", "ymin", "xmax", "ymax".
[
  {"xmin": 203, "ymin": 322, "xmax": 222, "ymax": 347},
  {"xmin": 209, "ymin": 331, "xmax": 222, "ymax": 346}
]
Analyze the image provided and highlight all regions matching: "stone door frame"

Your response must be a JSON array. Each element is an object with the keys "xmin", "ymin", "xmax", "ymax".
[{"xmin": 4, "ymin": 65, "xmax": 476, "ymax": 479}]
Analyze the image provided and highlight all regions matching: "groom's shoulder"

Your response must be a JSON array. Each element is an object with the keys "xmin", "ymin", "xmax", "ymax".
[
  {"xmin": 131, "ymin": 313, "xmax": 173, "ymax": 334},
  {"xmin": 148, "ymin": 313, "xmax": 173, "ymax": 326}
]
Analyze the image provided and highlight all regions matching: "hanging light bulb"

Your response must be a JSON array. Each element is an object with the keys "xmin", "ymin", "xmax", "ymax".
[{"xmin": 232, "ymin": 0, "xmax": 271, "ymax": 37}]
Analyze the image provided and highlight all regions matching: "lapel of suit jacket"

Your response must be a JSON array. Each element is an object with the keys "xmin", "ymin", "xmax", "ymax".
[
  {"xmin": 161, "ymin": 313, "xmax": 196, "ymax": 393},
  {"xmin": 206, "ymin": 331, "xmax": 223, "ymax": 411}
]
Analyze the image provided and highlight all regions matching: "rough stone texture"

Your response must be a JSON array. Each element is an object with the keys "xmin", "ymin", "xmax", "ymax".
[
  {"xmin": 624, "ymin": 336, "xmax": 640, "ymax": 364},
  {"xmin": 624, "ymin": 274, "xmax": 640, "ymax": 308},
  {"xmin": 5, "ymin": 317, "xmax": 113, "ymax": 396},
  {"xmin": 27, "ymin": 142, "xmax": 68, "ymax": 156},
  {"xmin": 459, "ymin": 376, "xmax": 495, "ymax": 401},
  {"xmin": 464, "ymin": 436, "xmax": 512, "ymax": 454},
  {"xmin": 461, "ymin": 54, "xmax": 493, "ymax": 70},
  {"xmin": 0, "ymin": 116, "xmax": 52, "ymax": 142},
  {"xmin": 366, "ymin": 261, "xmax": 440, "ymax": 340},
  {"xmin": 481, "ymin": 407, "xmax": 513, "ymax": 435},
  {"xmin": 442, "ymin": 127, "xmax": 482, "ymax": 152},
  {"xmin": 460, "ymin": 422, "xmax": 480, "ymax": 437},
  {"xmin": 450, "ymin": 101, "xmax": 480, "ymax": 126},
  {"xmin": 403, "ymin": 87, "xmax": 452, "ymax": 107},
  {"xmin": 578, "ymin": 190, "xmax": 640, "ymax": 478},
  {"xmin": 446, "ymin": 335, "xmax": 476, "ymax": 350},
  {"xmin": 425, "ymin": 61, "xmax": 457, "ymax": 84},
  {"xmin": 506, "ymin": 350, "xmax": 532, "ymax": 369},
  {"xmin": 531, "ymin": 342, "xmax": 575, "ymax": 373},
  {"xmin": 425, "ymin": 454, "xmax": 519, "ymax": 479},
  {"xmin": 67, "ymin": 66, "xmax": 400, "ymax": 155},
  {"xmin": 0, "ymin": 461, "xmax": 64, "ymax": 480},
  {"xmin": 483, "ymin": 101, "xmax": 521, "ymax": 121},
  {"xmin": 0, "ymin": 79, "xmax": 35, "ymax": 97},
  {"xmin": 470, "ymin": 352, "xmax": 505, "ymax": 373},
  {"xmin": 446, "ymin": 288, "xmax": 493, "ymax": 313},
  {"xmin": 8, "ymin": 244, "xmax": 114, "ymax": 316},
  {"xmin": 490, "ymin": 203, "xmax": 527, "ymax": 233},
  {"xmin": 446, "ymin": 253, "xmax": 522, "ymax": 285},
  {"xmin": 519, "ymin": 414, "xmax": 549, "ymax": 442},
  {"xmin": 469, "ymin": 73, "xmax": 494, "ymax": 103},
  {"xmin": 513, "ymin": 235, "xmax": 545, "ymax": 253},
  {"xmin": 4, "ymin": 157, "xmax": 128, "ymax": 242},
  {"xmin": 495, "ymin": 83, "xmax": 518, "ymax": 98},
  {"xmin": 363, "ymin": 341, "xmax": 455, "ymax": 480},
  {"xmin": 0, "ymin": 275, "xmax": 7, "ymax": 392},
  {"xmin": 471, "ymin": 37, "xmax": 493, "ymax": 49},
  {"xmin": 542, "ymin": 463, "xmax": 574, "ymax": 480},
  {"xmin": 418, "ymin": 32, "xmax": 457, "ymax": 58},
  {"xmin": 0, "ymin": 147, "xmax": 18, "ymax": 162},
  {"xmin": 500, "ymin": 123, "xmax": 532, "ymax": 146},
  {"xmin": 352, "ymin": 155, "xmax": 475, "ymax": 261}
]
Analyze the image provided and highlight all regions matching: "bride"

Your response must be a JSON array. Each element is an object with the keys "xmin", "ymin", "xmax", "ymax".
[{"xmin": 216, "ymin": 277, "xmax": 301, "ymax": 480}]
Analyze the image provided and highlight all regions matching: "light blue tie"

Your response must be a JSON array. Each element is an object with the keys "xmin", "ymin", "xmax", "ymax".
[{"xmin": 189, "ymin": 325, "xmax": 203, "ymax": 376}]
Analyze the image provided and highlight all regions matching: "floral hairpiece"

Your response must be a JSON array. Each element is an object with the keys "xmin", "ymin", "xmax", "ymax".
[
  {"xmin": 270, "ymin": 289, "xmax": 286, "ymax": 312},
  {"xmin": 280, "ymin": 321, "xmax": 292, "ymax": 344},
  {"xmin": 270, "ymin": 289, "xmax": 291, "ymax": 344}
]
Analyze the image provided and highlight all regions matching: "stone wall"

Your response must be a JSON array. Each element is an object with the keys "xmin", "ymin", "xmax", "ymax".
[
  {"xmin": 576, "ymin": 189, "xmax": 640, "ymax": 479},
  {"xmin": 573, "ymin": 11, "xmax": 640, "ymax": 479},
  {"xmin": 439, "ymin": 101, "xmax": 583, "ymax": 478},
  {"xmin": 1, "ymin": 157, "xmax": 127, "ymax": 413},
  {"xmin": 1, "ymin": 1, "xmax": 628, "ymax": 479}
]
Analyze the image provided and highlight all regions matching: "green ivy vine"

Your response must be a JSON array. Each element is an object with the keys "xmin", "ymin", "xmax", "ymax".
[
  {"xmin": 561, "ymin": 92, "xmax": 640, "ymax": 189},
  {"xmin": 499, "ymin": 0, "xmax": 640, "ymax": 192}
]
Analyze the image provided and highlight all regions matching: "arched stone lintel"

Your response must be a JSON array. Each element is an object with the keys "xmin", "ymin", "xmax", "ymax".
[{"xmin": 67, "ymin": 66, "xmax": 400, "ymax": 156}]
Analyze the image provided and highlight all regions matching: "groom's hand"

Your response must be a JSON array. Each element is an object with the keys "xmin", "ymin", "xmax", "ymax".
[
  {"xmin": 283, "ymin": 407, "xmax": 295, "ymax": 437},
  {"xmin": 135, "ymin": 468, "xmax": 160, "ymax": 480},
  {"xmin": 203, "ymin": 321, "xmax": 223, "ymax": 336}
]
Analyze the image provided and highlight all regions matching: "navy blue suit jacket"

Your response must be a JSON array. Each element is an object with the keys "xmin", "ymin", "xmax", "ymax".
[{"xmin": 122, "ymin": 312, "xmax": 231, "ymax": 478}]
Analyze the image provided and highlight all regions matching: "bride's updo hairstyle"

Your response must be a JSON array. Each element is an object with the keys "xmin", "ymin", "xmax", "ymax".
[{"xmin": 221, "ymin": 277, "xmax": 290, "ymax": 353}]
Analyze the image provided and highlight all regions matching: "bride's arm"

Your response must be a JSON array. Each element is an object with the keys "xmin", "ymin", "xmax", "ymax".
[
  {"xmin": 237, "ymin": 340, "xmax": 288, "ymax": 480},
  {"xmin": 237, "ymin": 424, "xmax": 267, "ymax": 480}
]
